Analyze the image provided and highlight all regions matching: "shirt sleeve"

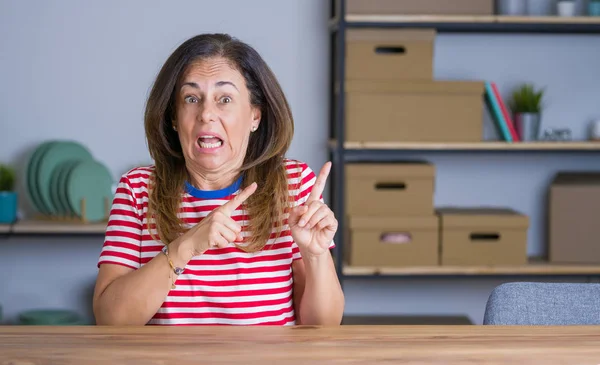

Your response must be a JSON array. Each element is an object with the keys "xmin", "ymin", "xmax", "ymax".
[
  {"xmin": 97, "ymin": 174, "xmax": 143, "ymax": 270},
  {"xmin": 290, "ymin": 162, "xmax": 336, "ymax": 261}
]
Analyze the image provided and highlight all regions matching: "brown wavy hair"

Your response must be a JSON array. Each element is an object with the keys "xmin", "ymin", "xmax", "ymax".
[{"xmin": 144, "ymin": 33, "xmax": 294, "ymax": 252}]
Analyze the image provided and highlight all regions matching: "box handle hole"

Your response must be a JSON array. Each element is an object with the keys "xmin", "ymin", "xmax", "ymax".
[
  {"xmin": 375, "ymin": 46, "xmax": 406, "ymax": 55},
  {"xmin": 380, "ymin": 232, "xmax": 412, "ymax": 244},
  {"xmin": 470, "ymin": 233, "xmax": 500, "ymax": 241},
  {"xmin": 375, "ymin": 182, "xmax": 406, "ymax": 190}
]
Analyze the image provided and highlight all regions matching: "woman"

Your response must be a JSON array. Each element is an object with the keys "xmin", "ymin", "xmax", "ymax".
[{"xmin": 92, "ymin": 33, "xmax": 344, "ymax": 326}]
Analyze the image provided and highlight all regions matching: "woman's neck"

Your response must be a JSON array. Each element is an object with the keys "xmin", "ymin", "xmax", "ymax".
[{"xmin": 186, "ymin": 163, "xmax": 240, "ymax": 191}]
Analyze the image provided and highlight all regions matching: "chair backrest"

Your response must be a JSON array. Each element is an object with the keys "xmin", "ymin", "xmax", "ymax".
[{"xmin": 483, "ymin": 282, "xmax": 600, "ymax": 325}]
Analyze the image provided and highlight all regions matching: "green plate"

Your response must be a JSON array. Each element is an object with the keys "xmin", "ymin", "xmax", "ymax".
[
  {"xmin": 26, "ymin": 141, "xmax": 57, "ymax": 215},
  {"xmin": 19, "ymin": 309, "xmax": 82, "ymax": 325},
  {"xmin": 49, "ymin": 160, "xmax": 66, "ymax": 215},
  {"xmin": 50, "ymin": 160, "xmax": 79, "ymax": 216},
  {"xmin": 36, "ymin": 141, "xmax": 93, "ymax": 215},
  {"xmin": 66, "ymin": 160, "xmax": 113, "ymax": 222},
  {"xmin": 59, "ymin": 162, "xmax": 79, "ymax": 216}
]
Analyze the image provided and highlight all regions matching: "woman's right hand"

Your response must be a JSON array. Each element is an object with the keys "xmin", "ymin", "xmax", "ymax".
[{"xmin": 175, "ymin": 182, "xmax": 258, "ymax": 259}]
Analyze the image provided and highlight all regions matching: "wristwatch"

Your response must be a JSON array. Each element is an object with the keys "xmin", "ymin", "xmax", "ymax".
[{"xmin": 162, "ymin": 245, "xmax": 185, "ymax": 275}]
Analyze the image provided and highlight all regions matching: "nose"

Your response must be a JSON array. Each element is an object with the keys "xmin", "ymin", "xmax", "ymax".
[{"xmin": 199, "ymin": 100, "xmax": 217, "ymax": 124}]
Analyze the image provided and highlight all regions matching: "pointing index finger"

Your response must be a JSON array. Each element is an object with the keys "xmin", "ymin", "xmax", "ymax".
[
  {"xmin": 221, "ymin": 182, "xmax": 257, "ymax": 216},
  {"xmin": 307, "ymin": 162, "xmax": 331, "ymax": 203}
]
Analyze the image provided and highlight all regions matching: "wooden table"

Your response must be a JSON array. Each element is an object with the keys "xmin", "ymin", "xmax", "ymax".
[{"xmin": 1, "ymin": 325, "xmax": 599, "ymax": 364}]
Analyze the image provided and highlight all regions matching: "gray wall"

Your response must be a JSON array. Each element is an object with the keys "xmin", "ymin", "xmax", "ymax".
[{"xmin": 1, "ymin": 0, "xmax": 599, "ymax": 325}]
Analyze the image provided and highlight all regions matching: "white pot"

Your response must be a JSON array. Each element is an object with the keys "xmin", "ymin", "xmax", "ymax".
[{"xmin": 558, "ymin": 1, "xmax": 577, "ymax": 16}]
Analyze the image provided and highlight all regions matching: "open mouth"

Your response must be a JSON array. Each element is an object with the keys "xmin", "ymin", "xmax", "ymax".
[{"xmin": 197, "ymin": 136, "xmax": 223, "ymax": 149}]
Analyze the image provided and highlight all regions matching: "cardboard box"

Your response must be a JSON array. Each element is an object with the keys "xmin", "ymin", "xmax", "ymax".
[
  {"xmin": 346, "ymin": 162, "xmax": 435, "ymax": 216},
  {"xmin": 346, "ymin": 215, "xmax": 439, "ymax": 267},
  {"xmin": 345, "ymin": 80, "xmax": 485, "ymax": 142},
  {"xmin": 438, "ymin": 208, "xmax": 529, "ymax": 266},
  {"xmin": 549, "ymin": 172, "xmax": 600, "ymax": 264},
  {"xmin": 345, "ymin": 29, "xmax": 435, "ymax": 81},
  {"xmin": 346, "ymin": 0, "xmax": 494, "ymax": 15}
]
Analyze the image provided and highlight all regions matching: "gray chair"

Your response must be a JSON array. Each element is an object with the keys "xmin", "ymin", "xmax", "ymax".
[{"xmin": 483, "ymin": 282, "xmax": 600, "ymax": 325}]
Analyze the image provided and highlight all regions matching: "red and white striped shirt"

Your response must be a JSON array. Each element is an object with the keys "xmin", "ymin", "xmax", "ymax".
[{"xmin": 97, "ymin": 159, "xmax": 334, "ymax": 325}]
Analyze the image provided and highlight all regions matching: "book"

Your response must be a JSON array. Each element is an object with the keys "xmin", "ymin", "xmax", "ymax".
[
  {"xmin": 484, "ymin": 81, "xmax": 512, "ymax": 142},
  {"xmin": 490, "ymin": 82, "xmax": 520, "ymax": 142}
]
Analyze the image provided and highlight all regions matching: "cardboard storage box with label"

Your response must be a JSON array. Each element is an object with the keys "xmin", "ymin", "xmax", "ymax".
[
  {"xmin": 346, "ymin": 0, "xmax": 494, "ymax": 16},
  {"xmin": 438, "ymin": 208, "xmax": 529, "ymax": 266},
  {"xmin": 345, "ymin": 215, "xmax": 439, "ymax": 267},
  {"xmin": 345, "ymin": 80, "xmax": 485, "ymax": 142},
  {"xmin": 345, "ymin": 29, "xmax": 435, "ymax": 81},
  {"xmin": 549, "ymin": 172, "xmax": 600, "ymax": 264},
  {"xmin": 345, "ymin": 162, "xmax": 435, "ymax": 216}
]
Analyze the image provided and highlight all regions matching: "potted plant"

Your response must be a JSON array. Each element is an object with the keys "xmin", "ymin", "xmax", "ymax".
[
  {"xmin": 509, "ymin": 84, "xmax": 545, "ymax": 141},
  {"xmin": 0, "ymin": 164, "xmax": 17, "ymax": 224}
]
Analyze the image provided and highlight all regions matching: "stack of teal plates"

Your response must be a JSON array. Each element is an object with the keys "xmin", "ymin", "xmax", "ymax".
[
  {"xmin": 26, "ymin": 140, "xmax": 114, "ymax": 222},
  {"xmin": 19, "ymin": 309, "xmax": 84, "ymax": 325}
]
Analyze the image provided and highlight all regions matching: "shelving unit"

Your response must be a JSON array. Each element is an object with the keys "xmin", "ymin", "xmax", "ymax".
[{"xmin": 328, "ymin": 0, "xmax": 600, "ymax": 284}]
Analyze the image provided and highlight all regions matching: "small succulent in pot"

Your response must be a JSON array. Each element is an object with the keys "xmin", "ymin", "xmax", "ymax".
[
  {"xmin": 0, "ymin": 164, "xmax": 15, "ymax": 192},
  {"xmin": 509, "ymin": 84, "xmax": 546, "ymax": 141},
  {"xmin": 510, "ymin": 83, "xmax": 545, "ymax": 114}
]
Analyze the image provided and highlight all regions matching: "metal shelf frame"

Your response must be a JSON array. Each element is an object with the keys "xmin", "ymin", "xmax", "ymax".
[{"xmin": 327, "ymin": 0, "xmax": 600, "ymax": 285}]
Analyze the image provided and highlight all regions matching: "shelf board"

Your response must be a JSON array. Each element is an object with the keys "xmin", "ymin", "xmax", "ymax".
[
  {"xmin": 0, "ymin": 220, "xmax": 107, "ymax": 236},
  {"xmin": 496, "ymin": 15, "xmax": 600, "ymax": 24},
  {"xmin": 346, "ymin": 14, "xmax": 497, "ymax": 23},
  {"xmin": 0, "ymin": 224, "xmax": 10, "ymax": 234},
  {"xmin": 341, "ymin": 14, "xmax": 600, "ymax": 33},
  {"xmin": 345, "ymin": 14, "xmax": 600, "ymax": 24},
  {"xmin": 343, "ymin": 258, "xmax": 600, "ymax": 277},
  {"xmin": 330, "ymin": 140, "xmax": 600, "ymax": 151}
]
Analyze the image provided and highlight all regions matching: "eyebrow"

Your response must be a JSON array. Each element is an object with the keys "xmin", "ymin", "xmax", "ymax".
[{"xmin": 180, "ymin": 81, "xmax": 239, "ymax": 91}]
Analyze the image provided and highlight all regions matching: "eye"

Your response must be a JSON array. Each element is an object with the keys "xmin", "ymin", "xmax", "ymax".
[
  {"xmin": 184, "ymin": 95, "xmax": 198, "ymax": 104},
  {"xmin": 219, "ymin": 96, "xmax": 232, "ymax": 104}
]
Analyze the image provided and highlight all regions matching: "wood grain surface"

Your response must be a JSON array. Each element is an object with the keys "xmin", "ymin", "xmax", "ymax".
[{"xmin": 1, "ymin": 325, "xmax": 599, "ymax": 364}]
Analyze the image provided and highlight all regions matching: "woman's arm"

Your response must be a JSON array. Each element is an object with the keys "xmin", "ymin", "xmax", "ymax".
[
  {"xmin": 93, "ymin": 240, "xmax": 191, "ymax": 325},
  {"xmin": 289, "ymin": 161, "xmax": 345, "ymax": 325},
  {"xmin": 292, "ymin": 253, "xmax": 344, "ymax": 325}
]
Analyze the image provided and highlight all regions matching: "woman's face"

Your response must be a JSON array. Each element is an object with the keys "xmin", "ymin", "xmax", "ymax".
[{"xmin": 174, "ymin": 57, "xmax": 261, "ymax": 177}]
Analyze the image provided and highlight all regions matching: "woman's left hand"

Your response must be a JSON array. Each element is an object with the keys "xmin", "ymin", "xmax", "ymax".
[{"xmin": 288, "ymin": 162, "xmax": 338, "ymax": 258}]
